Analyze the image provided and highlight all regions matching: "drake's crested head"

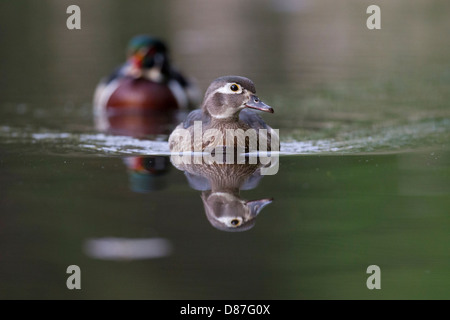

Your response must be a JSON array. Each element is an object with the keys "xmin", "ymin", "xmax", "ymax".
[
  {"xmin": 202, "ymin": 76, "xmax": 273, "ymax": 120},
  {"xmin": 126, "ymin": 35, "xmax": 169, "ymax": 71}
]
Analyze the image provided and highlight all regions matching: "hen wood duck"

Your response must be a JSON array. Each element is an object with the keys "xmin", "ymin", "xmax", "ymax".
[
  {"xmin": 94, "ymin": 35, "xmax": 200, "ymax": 136},
  {"xmin": 168, "ymin": 75, "xmax": 278, "ymax": 153},
  {"xmin": 172, "ymin": 160, "xmax": 273, "ymax": 232}
]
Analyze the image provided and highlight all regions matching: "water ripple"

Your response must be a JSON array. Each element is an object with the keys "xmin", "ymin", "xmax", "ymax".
[{"xmin": 0, "ymin": 118, "xmax": 449, "ymax": 156}]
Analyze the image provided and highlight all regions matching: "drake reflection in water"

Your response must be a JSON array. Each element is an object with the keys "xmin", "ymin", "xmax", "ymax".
[
  {"xmin": 123, "ymin": 156, "xmax": 171, "ymax": 193},
  {"xmin": 171, "ymin": 154, "xmax": 274, "ymax": 232},
  {"xmin": 94, "ymin": 102, "xmax": 174, "ymax": 193}
]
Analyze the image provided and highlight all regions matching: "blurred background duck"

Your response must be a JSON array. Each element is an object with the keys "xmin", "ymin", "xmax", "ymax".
[{"xmin": 94, "ymin": 35, "xmax": 201, "ymax": 137}]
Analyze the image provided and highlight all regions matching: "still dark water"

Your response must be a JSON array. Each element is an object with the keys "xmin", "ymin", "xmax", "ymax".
[
  {"xmin": 0, "ymin": 0, "xmax": 449, "ymax": 299},
  {"xmin": 1, "ymin": 150, "xmax": 449, "ymax": 299}
]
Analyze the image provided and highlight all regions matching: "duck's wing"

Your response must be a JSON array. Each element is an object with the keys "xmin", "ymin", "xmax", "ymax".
[
  {"xmin": 184, "ymin": 171, "xmax": 211, "ymax": 191},
  {"xmin": 239, "ymin": 109, "xmax": 280, "ymax": 151},
  {"xmin": 103, "ymin": 65, "xmax": 125, "ymax": 85},
  {"xmin": 182, "ymin": 109, "xmax": 210, "ymax": 129},
  {"xmin": 93, "ymin": 65, "xmax": 126, "ymax": 123},
  {"xmin": 240, "ymin": 169, "xmax": 264, "ymax": 190},
  {"xmin": 169, "ymin": 67, "xmax": 202, "ymax": 109},
  {"xmin": 93, "ymin": 65, "xmax": 124, "ymax": 107}
]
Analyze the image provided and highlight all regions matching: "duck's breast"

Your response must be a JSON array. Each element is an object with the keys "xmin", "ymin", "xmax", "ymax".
[{"xmin": 107, "ymin": 77, "xmax": 179, "ymax": 113}]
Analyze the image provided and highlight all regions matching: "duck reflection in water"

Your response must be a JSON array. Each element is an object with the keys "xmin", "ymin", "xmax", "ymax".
[
  {"xmin": 172, "ymin": 155, "xmax": 274, "ymax": 232},
  {"xmin": 124, "ymin": 156, "xmax": 171, "ymax": 193}
]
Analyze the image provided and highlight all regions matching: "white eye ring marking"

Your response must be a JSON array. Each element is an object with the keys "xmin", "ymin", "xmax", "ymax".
[
  {"xmin": 217, "ymin": 217, "xmax": 243, "ymax": 227},
  {"xmin": 214, "ymin": 83, "xmax": 243, "ymax": 94}
]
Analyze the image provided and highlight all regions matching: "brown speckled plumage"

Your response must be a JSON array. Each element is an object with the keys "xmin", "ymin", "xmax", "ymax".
[{"xmin": 169, "ymin": 75, "xmax": 279, "ymax": 153}]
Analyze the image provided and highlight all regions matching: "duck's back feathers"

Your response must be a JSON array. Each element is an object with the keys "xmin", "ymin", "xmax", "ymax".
[{"xmin": 182, "ymin": 109, "xmax": 207, "ymax": 129}]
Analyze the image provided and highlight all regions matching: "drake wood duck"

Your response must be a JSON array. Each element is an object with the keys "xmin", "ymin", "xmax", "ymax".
[{"xmin": 94, "ymin": 35, "xmax": 200, "ymax": 136}]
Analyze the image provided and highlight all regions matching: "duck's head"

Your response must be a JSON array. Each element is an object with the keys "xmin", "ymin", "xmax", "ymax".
[
  {"xmin": 202, "ymin": 76, "xmax": 273, "ymax": 120},
  {"xmin": 201, "ymin": 191, "xmax": 273, "ymax": 232},
  {"xmin": 126, "ymin": 35, "xmax": 169, "ymax": 74}
]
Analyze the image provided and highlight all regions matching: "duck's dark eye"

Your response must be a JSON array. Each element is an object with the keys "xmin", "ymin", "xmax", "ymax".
[
  {"xmin": 230, "ymin": 219, "xmax": 240, "ymax": 226},
  {"xmin": 230, "ymin": 84, "xmax": 239, "ymax": 92}
]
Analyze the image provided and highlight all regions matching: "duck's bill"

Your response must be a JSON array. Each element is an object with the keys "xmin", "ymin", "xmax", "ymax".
[
  {"xmin": 246, "ymin": 198, "xmax": 273, "ymax": 217},
  {"xmin": 245, "ymin": 95, "xmax": 274, "ymax": 113},
  {"xmin": 131, "ymin": 48, "xmax": 149, "ymax": 68}
]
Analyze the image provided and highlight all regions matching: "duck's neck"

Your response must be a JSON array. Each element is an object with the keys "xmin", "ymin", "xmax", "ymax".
[
  {"xmin": 123, "ymin": 62, "xmax": 166, "ymax": 83},
  {"xmin": 210, "ymin": 179, "xmax": 241, "ymax": 194},
  {"xmin": 209, "ymin": 188, "xmax": 240, "ymax": 198},
  {"xmin": 207, "ymin": 114, "xmax": 241, "ymax": 129}
]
